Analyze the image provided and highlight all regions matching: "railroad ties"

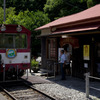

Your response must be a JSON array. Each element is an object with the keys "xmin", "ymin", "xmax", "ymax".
[{"xmin": 0, "ymin": 81, "xmax": 55, "ymax": 100}]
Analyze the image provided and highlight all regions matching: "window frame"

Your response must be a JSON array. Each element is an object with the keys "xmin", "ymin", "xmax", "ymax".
[{"xmin": 46, "ymin": 38, "xmax": 57, "ymax": 60}]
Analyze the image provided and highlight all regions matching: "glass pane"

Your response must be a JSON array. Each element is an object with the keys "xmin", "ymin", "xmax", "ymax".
[
  {"xmin": 5, "ymin": 35, "xmax": 13, "ymax": 48},
  {"xmin": 15, "ymin": 35, "xmax": 20, "ymax": 48},
  {"xmin": 15, "ymin": 34, "xmax": 27, "ymax": 48},
  {"xmin": 0, "ymin": 34, "xmax": 27, "ymax": 49},
  {"xmin": 0, "ymin": 34, "xmax": 4, "ymax": 48},
  {"xmin": 22, "ymin": 34, "xmax": 27, "ymax": 48}
]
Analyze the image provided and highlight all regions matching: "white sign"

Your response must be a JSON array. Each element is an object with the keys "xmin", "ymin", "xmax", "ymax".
[{"xmin": 84, "ymin": 63, "xmax": 88, "ymax": 68}]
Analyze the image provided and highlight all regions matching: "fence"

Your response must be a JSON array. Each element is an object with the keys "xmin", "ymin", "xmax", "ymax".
[{"xmin": 85, "ymin": 72, "xmax": 100, "ymax": 98}]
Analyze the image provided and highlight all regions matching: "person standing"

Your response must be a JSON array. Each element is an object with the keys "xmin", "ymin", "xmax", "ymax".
[
  {"xmin": 60, "ymin": 50, "xmax": 66, "ymax": 80},
  {"xmin": 64, "ymin": 49, "xmax": 71, "ymax": 76}
]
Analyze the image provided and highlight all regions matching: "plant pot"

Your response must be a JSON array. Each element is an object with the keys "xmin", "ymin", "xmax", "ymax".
[{"xmin": 32, "ymin": 68, "xmax": 39, "ymax": 73}]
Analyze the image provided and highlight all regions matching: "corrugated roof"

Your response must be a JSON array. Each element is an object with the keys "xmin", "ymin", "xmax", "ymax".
[{"xmin": 35, "ymin": 4, "xmax": 100, "ymax": 30}]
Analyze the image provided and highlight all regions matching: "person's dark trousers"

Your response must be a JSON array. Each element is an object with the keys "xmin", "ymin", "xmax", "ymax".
[{"xmin": 60, "ymin": 63, "xmax": 66, "ymax": 80}]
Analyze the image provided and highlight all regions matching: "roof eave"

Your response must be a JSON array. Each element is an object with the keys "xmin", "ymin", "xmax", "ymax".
[{"xmin": 35, "ymin": 16, "xmax": 100, "ymax": 31}]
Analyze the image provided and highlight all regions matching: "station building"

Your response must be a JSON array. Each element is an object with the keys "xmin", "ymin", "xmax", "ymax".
[{"xmin": 35, "ymin": 4, "xmax": 100, "ymax": 78}]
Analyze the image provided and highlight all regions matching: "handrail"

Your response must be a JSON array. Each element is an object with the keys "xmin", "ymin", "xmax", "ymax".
[
  {"xmin": 85, "ymin": 72, "xmax": 100, "ymax": 98},
  {"xmin": 90, "ymin": 86, "xmax": 100, "ymax": 91},
  {"xmin": 88, "ymin": 76, "xmax": 100, "ymax": 80}
]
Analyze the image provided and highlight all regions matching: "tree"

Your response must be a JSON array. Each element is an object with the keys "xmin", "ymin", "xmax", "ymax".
[
  {"xmin": 0, "ymin": 0, "xmax": 47, "ymax": 13},
  {"xmin": 80, "ymin": 0, "xmax": 100, "ymax": 8},
  {"xmin": 0, "ymin": 7, "xmax": 15, "ymax": 23},
  {"xmin": 5, "ymin": 9, "xmax": 50, "ymax": 56},
  {"xmin": 44, "ymin": 0, "xmax": 87, "ymax": 21}
]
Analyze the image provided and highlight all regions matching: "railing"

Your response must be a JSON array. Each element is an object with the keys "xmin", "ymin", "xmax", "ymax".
[
  {"xmin": 46, "ymin": 60, "xmax": 58, "ymax": 78},
  {"xmin": 85, "ymin": 72, "xmax": 100, "ymax": 98},
  {"xmin": 46, "ymin": 60, "xmax": 73, "ymax": 78}
]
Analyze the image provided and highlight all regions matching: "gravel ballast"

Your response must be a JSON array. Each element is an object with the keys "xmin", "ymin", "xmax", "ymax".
[{"xmin": 33, "ymin": 76, "xmax": 100, "ymax": 100}]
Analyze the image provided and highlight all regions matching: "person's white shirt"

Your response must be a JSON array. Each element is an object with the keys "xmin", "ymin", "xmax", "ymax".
[{"xmin": 60, "ymin": 54, "xmax": 66, "ymax": 63}]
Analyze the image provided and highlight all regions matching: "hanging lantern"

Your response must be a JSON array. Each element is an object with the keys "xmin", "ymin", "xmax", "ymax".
[
  {"xmin": 16, "ymin": 25, "xmax": 22, "ymax": 32},
  {"xmin": 1, "ymin": 24, "xmax": 6, "ymax": 31}
]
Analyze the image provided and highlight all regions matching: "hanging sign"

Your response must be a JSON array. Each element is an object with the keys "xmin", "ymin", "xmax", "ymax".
[
  {"xmin": 83, "ymin": 45, "xmax": 90, "ymax": 60},
  {"xmin": 6, "ymin": 49, "xmax": 17, "ymax": 58}
]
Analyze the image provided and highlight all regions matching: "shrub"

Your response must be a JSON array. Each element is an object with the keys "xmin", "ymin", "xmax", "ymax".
[{"xmin": 31, "ymin": 59, "xmax": 39, "ymax": 69}]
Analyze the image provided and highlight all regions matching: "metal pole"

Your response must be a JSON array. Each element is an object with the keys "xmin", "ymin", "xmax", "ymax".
[
  {"xmin": 86, "ymin": 72, "xmax": 90, "ymax": 98},
  {"xmin": 3, "ymin": 64, "xmax": 5, "ymax": 81},
  {"xmin": 26, "ymin": 69, "xmax": 28, "ymax": 79},
  {"xmin": 46, "ymin": 61, "xmax": 49, "ymax": 79},
  {"xmin": 4, "ymin": 0, "xmax": 6, "ymax": 22},
  {"xmin": 17, "ymin": 65, "xmax": 18, "ymax": 80},
  {"xmin": 54, "ymin": 62, "xmax": 56, "ymax": 78}
]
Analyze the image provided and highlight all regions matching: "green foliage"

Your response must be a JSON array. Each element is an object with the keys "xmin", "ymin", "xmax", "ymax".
[
  {"xmin": 0, "ymin": 8, "xmax": 4, "ymax": 23},
  {"xmin": 44, "ymin": 0, "xmax": 100, "ymax": 21},
  {"xmin": 44, "ymin": 0, "xmax": 63, "ymax": 20},
  {"xmin": 44, "ymin": 0, "xmax": 86, "ymax": 20},
  {"xmin": 87, "ymin": 0, "xmax": 94, "ymax": 8},
  {"xmin": 80, "ymin": 0, "xmax": 100, "ymax": 8},
  {"xmin": 31, "ymin": 59, "xmax": 39, "ymax": 69},
  {"xmin": 0, "ymin": 7, "xmax": 15, "ymax": 24},
  {"xmin": 0, "ymin": 0, "xmax": 46, "ymax": 13}
]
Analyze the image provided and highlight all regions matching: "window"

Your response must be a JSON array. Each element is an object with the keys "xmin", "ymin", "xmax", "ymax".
[
  {"xmin": 0, "ymin": 34, "xmax": 27, "ymax": 48},
  {"xmin": 47, "ymin": 38, "xmax": 57, "ymax": 59}
]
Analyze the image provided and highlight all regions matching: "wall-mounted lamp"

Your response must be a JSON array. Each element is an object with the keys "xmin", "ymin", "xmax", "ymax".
[
  {"xmin": 16, "ymin": 25, "xmax": 22, "ymax": 32},
  {"xmin": 62, "ymin": 35, "xmax": 68, "ymax": 38},
  {"xmin": 51, "ymin": 27, "xmax": 56, "ymax": 32},
  {"xmin": 92, "ymin": 37, "xmax": 94, "ymax": 41},
  {"xmin": 0, "ymin": 24, "xmax": 6, "ymax": 31}
]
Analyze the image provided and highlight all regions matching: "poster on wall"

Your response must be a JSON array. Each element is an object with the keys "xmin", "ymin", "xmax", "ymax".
[{"xmin": 83, "ymin": 45, "xmax": 90, "ymax": 60}]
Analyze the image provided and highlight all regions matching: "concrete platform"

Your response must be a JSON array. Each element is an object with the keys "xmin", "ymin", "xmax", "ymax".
[
  {"xmin": 0, "ymin": 93, "xmax": 7, "ymax": 100},
  {"xmin": 22, "ymin": 75, "xmax": 53, "ymax": 84}
]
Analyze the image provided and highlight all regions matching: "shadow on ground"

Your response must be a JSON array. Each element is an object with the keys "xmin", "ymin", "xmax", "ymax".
[{"xmin": 47, "ymin": 75, "xmax": 100, "ymax": 99}]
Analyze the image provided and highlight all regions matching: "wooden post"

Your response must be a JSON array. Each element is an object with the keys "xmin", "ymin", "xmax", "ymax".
[
  {"xmin": 3, "ymin": 64, "xmax": 5, "ymax": 81},
  {"xmin": 86, "ymin": 72, "xmax": 90, "ymax": 98},
  {"xmin": 54, "ymin": 62, "xmax": 56, "ymax": 78}
]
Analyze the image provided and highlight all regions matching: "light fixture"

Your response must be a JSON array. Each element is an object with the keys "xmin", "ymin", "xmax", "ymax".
[
  {"xmin": 51, "ymin": 27, "xmax": 56, "ymax": 31},
  {"xmin": 16, "ymin": 25, "xmax": 22, "ymax": 32},
  {"xmin": 0, "ymin": 24, "xmax": 6, "ymax": 31},
  {"xmin": 62, "ymin": 35, "xmax": 68, "ymax": 38}
]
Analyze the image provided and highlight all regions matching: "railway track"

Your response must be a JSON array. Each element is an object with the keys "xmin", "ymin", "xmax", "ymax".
[{"xmin": 0, "ymin": 81, "xmax": 55, "ymax": 100}]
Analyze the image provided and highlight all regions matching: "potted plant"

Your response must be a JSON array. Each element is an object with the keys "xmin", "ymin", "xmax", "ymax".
[{"xmin": 31, "ymin": 59, "xmax": 39, "ymax": 73}]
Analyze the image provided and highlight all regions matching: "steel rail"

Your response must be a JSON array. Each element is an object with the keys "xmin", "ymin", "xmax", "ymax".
[
  {"xmin": 22, "ymin": 80, "xmax": 55, "ymax": 100},
  {"xmin": 0, "ymin": 79, "xmax": 55, "ymax": 100},
  {"xmin": 0, "ymin": 86, "xmax": 17, "ymax": 100}
]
